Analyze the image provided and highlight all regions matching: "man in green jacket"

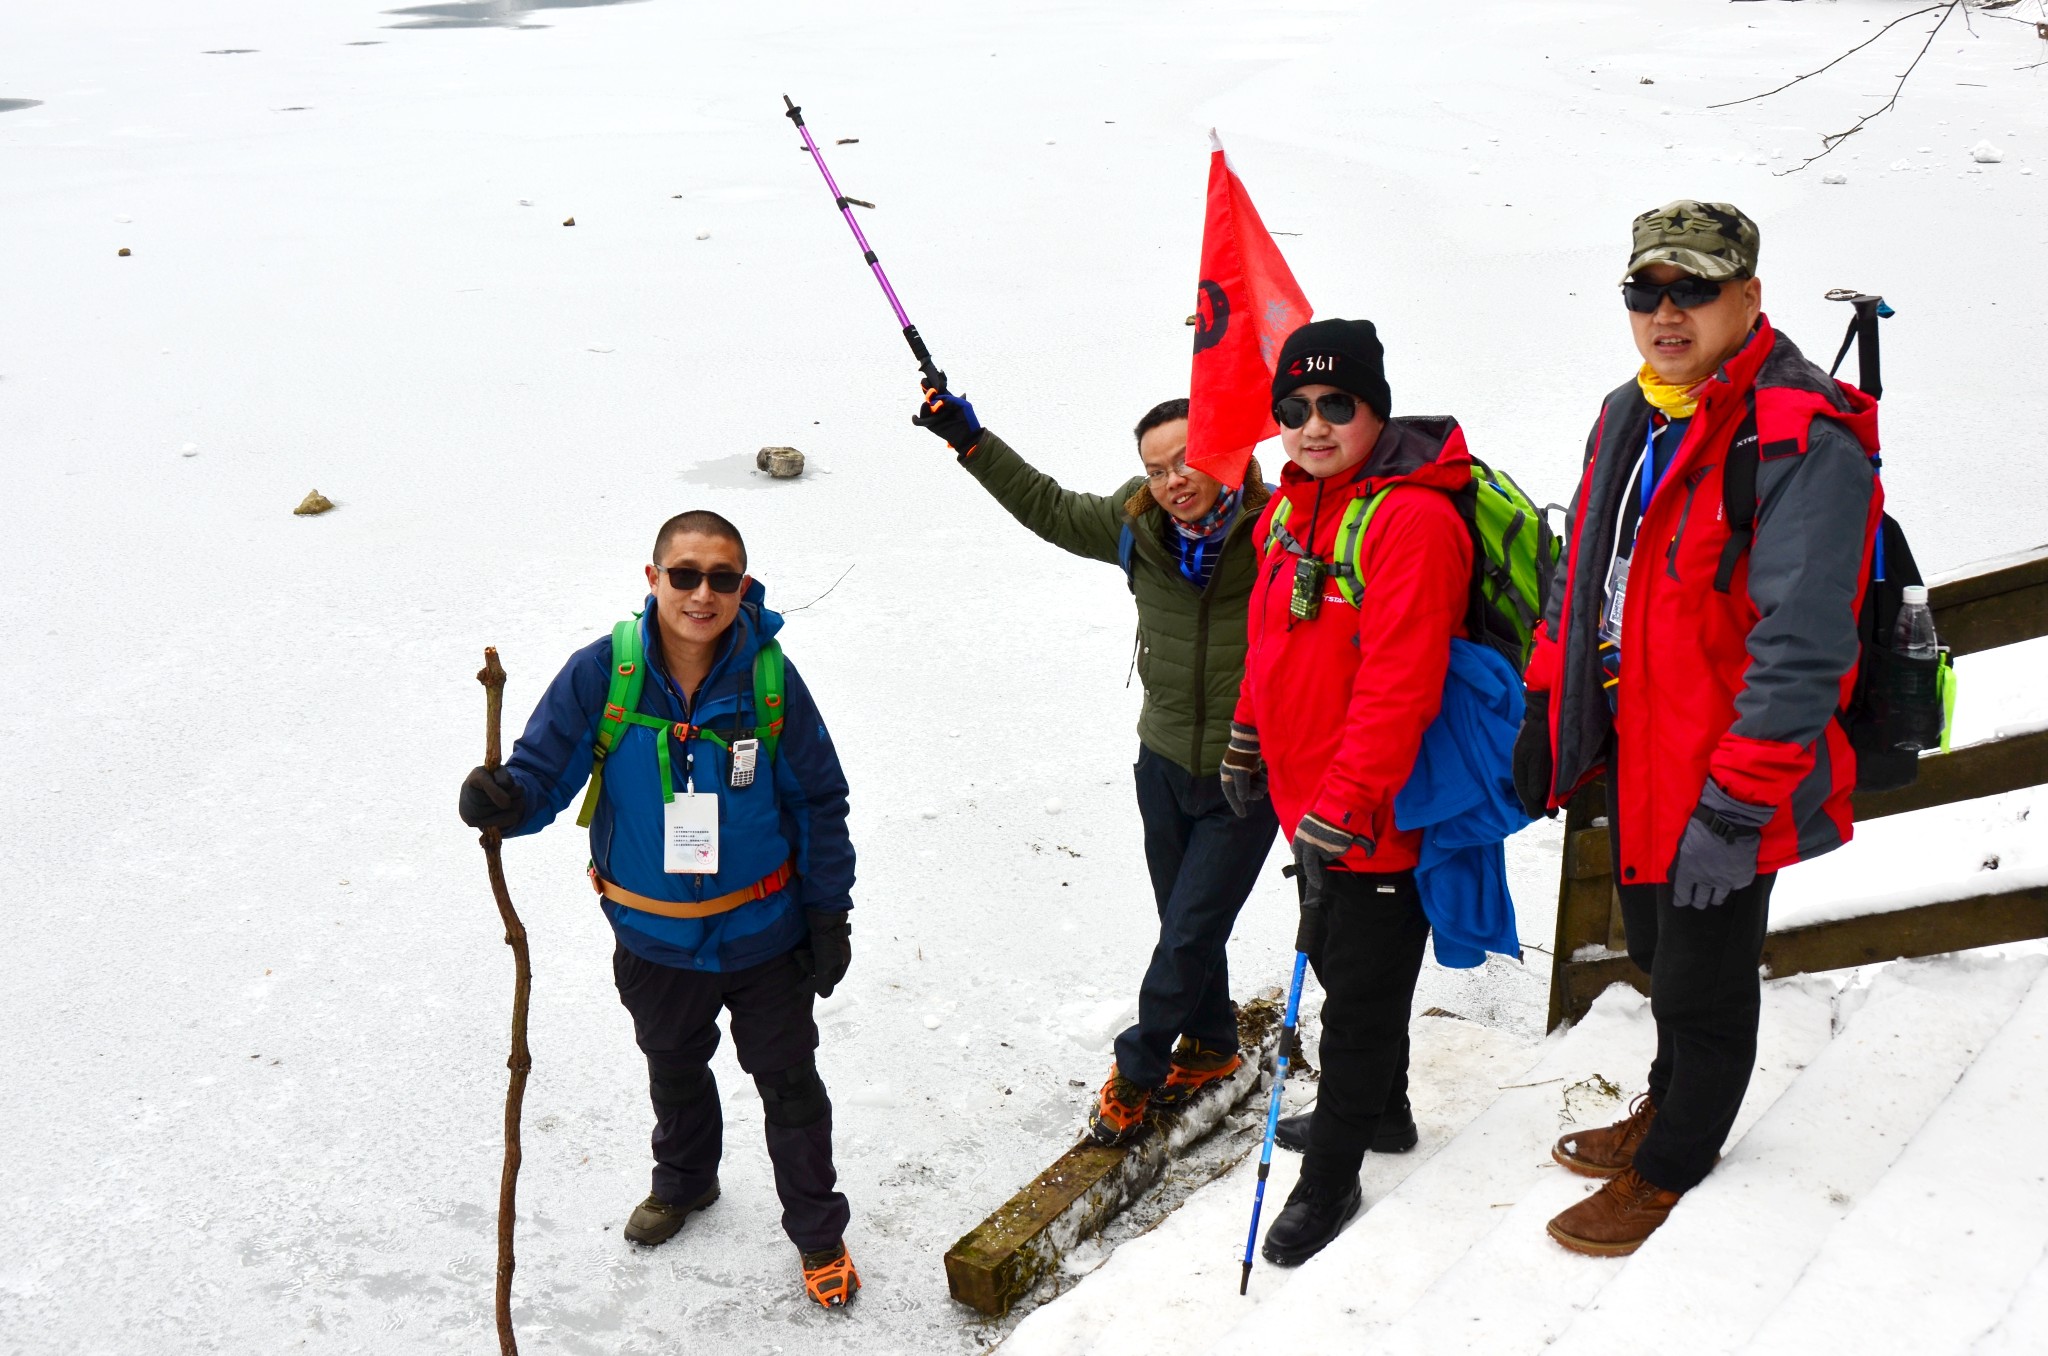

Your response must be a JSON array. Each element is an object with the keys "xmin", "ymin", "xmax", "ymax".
[{"xmin": 914, "ymin": 387, "xmax": 1280, "ymax": 1144}]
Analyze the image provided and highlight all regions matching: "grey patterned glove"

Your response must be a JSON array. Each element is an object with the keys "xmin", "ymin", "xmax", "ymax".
[
  {"xmin": 1220, "ymin": 723, "xmax": 1267, "ymax": 818},
  {"xmin": 1291, "ymin": 811, "xmax": 1371, "ymax": 903},
  {"xmin": 1670, "ymin": 781, "xmax": 1775, "ymax": 909}
]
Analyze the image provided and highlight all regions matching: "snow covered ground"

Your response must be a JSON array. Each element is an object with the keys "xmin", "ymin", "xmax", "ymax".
[{"xmin": 3, "ymin": 1, "xmax": 2045, "ymax": 1353}]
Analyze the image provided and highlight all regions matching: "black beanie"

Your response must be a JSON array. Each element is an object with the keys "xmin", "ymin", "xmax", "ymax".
[{"xmin": 1272, "ymin": 318, "xmax": 1391, "ymax": 421}]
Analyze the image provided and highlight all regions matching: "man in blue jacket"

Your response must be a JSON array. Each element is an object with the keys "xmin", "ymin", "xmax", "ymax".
[{"xmin": 456, "ymin": 510, "xmax": 861, "ymax": 1309}]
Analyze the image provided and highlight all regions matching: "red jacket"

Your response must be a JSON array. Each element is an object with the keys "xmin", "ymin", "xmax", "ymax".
[
  {"xmin": 1235, "ymin": 417, "xmax": 1475, "ymax": 873},
  {"xmin": 1525, "ymin": 319, "xmax": 1882, "ymax": 885}
]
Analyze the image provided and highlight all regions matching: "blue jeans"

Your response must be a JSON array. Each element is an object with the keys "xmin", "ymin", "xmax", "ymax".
[{"xmin": 1114, "ymin": 744, "xmax": 1281, "ymax": 1088}]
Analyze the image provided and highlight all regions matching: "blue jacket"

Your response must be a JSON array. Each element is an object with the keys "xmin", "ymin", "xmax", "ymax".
[
  {"xmin": 501, "ymin": 585, "xmax": 855, "ymax": 971},
  {"xmin": 1393, "ymin": 639, "xmax": 1533, "ymax": 969}
]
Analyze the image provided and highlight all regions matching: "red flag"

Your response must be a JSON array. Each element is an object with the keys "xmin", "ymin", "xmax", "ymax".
[{"xmin": 1185, "ymin": 132, "xmax": 1312, "ymax": 489}]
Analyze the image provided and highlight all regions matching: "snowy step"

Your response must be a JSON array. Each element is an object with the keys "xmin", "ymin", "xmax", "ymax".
[
  {"xmin": 1743, "ymin": 958, "xmax": 2048, "ymax": 1356},
  {"xmin": 1199, "ymin": 976, "xmax": 1834, "ymax": 1356},
  {"xmin": 1550, "ymin": 952, "xmax": 2048, "ymax": 1356},
  {"xmin": 1969, "ymin": 1242, "xmax": 2048, "ymax": 1356},
  {"xmin": 1359, "ymin": 973, "xmax": 1839, "ymax": 1356}
]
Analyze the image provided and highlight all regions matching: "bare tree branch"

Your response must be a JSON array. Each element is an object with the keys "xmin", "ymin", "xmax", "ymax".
[
  {"xmin": 1775, "ymin": 2, "xmax": 1962, "ymax": 176},
  {"xmin": 1710, "ymin": 4, "xmax": 1946, "ymax": 109}
]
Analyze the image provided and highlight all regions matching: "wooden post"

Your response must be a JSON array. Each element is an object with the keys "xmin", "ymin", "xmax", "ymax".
[
  {"xmin": 477, "ymin": 649, "xmax": 532, "ymax": 1356},
  {"xmin": 943, "ymin": 995, "xmax": 1283, "ymax": 1316},
  {"xmin": 1547, "ymin": 780, "xmax": 1627, "ymax": 1031}
]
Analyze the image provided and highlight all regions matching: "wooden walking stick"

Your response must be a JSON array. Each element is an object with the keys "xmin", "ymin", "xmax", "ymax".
[{"xmin": 477, "ymin": 647, "xmax": 532, "ymax": 1356}]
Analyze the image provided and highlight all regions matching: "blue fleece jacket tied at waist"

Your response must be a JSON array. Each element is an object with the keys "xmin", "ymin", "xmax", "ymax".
[{"xmin": 1394, "ymin": 639, "xmax": 1535, "ymax": 968}]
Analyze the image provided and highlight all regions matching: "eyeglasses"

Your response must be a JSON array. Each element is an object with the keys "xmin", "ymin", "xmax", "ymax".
[
  {"xmin": 1144, "ymin": 456, "xmax": 1190, "ymax": 484},
  {"xmin": 653, "ymin": 565, "xmax": 745, "ymax": 594},
  {"xmin": 1272, "ymin": 393, "xmax": 1359, "ymax": 429},
  {"xmin": 1621, "ymin": 275, "xmax": 1728, "ymax": 314}
]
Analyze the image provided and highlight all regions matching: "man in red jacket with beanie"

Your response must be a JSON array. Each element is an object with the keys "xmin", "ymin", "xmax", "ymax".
[
  {"xmin": 1223, "ymin": 317, "xmax": 1477, "ymax": 1266},
  {"xmin": 1515, "ymin": 201, "xmax": 1880, "ymax": 1256}
]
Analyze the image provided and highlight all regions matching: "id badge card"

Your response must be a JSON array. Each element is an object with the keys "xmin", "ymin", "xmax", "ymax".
[
  {"xmin": 664, "ymin": 793, "xmax": 720, "ymax": 874},
  {"xmin": 1600, "ymin": 552, "xmax": 1631, "ymax": 645}
]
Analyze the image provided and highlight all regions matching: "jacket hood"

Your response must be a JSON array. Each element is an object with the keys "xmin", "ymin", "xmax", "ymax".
[{"xmin": 1275, "ymin": 414, "xmax": 1474, "ymax": 497}]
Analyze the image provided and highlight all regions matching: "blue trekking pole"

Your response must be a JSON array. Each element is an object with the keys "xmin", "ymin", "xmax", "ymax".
[{"xmin": 1239, "ymin": 946, "xmax": 1310, "ymax": 1294}]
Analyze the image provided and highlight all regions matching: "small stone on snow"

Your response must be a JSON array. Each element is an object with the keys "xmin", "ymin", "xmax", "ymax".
[
  {"xmin": 293, "ymin": 490, "xmax": 335, "ymax": 516},
  {"xmin": 695, "ymin": 230, "xmax": 711, "ymax": 240},
  {"xmin": 1971, "ymin": 140, "xmax": 2004, "ymax": 164},
  {"xmin": 922, "ymin": 1014, "xmax": 942, "ymax": 1030},
  {"xmin": 918, "ymin": 807, "xmax": 940, "ymax": 820},
  {"xmin": 1043, "ymin": 797, "xmax": 1064, "ymax": 815},
  {"xmin": 180, "ymin": 442, "xmax": 199, "ymax": 457},
  {"xmin": 1822, "ymin": 173, "xmax": 1848, "ymax": 185}
]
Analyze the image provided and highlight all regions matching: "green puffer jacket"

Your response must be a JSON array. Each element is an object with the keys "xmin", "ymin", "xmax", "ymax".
[{"xmin": 960, "ymin": 430, "xmax": 1271, "ymax": 776}]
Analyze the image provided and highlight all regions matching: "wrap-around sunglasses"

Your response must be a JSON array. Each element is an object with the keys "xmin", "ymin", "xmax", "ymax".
[
  {"xmin": 1272, "ymin": 392, "xmax": 1360, "ymax": 429},
  {"xmin": 653, "ymin": 565, "xmax": 746, "ymax": 594},
  {"xmin": 1620, "ymin": 274, "xmax": 1731, "ymax": 314}
]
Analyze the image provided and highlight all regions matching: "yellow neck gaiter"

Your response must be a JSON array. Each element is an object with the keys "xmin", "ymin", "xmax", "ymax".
[{"xmin": 1636, "ymin": 364, "xmax": 1703, "ymax": 420}]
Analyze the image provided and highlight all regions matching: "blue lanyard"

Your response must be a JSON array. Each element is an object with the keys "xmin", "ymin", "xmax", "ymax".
[{"xmin": 1640, "ymin": 421, "xmax": 1660, "ymax": 516}]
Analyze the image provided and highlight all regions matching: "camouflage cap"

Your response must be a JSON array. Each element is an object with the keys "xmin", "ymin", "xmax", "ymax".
[{"xmin": 1623, "ymin": 200, "xmax": 1759, "ymax": 283}]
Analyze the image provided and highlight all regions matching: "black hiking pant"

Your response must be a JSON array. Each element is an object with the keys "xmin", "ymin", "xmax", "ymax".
[
  {"xmin": 612, "ymin": 943, "xmax": 850, "ymax": 1253},
  {"xmin": 1610, "ymin": 793, "xmax": 1777, "ymax": 1195},
  {"xmin": 1115, "ymin": 744, "xmax": 1281, "ymax": 1088},
  {"xmin": 1301, "ymin": 868, "xmax": 1430, "ymax": 1188}
]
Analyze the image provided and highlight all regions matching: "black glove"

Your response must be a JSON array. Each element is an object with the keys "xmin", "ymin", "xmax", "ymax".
[
  {"xmin": 1219, "ymin": 722, "xmax": 1267, "ymax": 818},
  {"xmin": 1294, "ymin": 890, "xmax": 1328, "ymax": 965},
  {"xmin": 459, "ymin": 765, "xmax": 525, "ymax": 830},
  {"xmin": 1670, "ymin": 781, "xmax": 1774, "ymax": 909},
  {"xmin": 1512, "ymin": 701, "xmax": 1556, "ymax": 820},
  {"xmin": 912, "ymin": 386, "xmax": 983, "ymax": 456},
  {"xmin": 1291, "ymin": 811, "xmax": 1369, "ymax": 905},
  {"xmin": 794, "ymin": 909, "xmax": 852, "ymax": 997}
]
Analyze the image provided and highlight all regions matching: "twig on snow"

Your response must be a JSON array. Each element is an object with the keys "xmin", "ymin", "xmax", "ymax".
[{"xmin": 783, "ymin": 564, "xmax": 855, "ymax": 613}]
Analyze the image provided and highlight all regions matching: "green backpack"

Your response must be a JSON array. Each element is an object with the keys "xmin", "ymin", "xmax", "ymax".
[
  {"xmin": 1264, "ymin": 456, "xmax": 1561, "ymax": 669},
  {"xmin": 573, "ymin": 616, "xmax": 787, "ymax": 828}
]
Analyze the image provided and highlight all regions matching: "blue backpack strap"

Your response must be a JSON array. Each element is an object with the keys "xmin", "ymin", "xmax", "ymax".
[
  {"xmin": 1117, "ymin": 521, "xmax": 1138, "ymax": 594},
  {"xmin": 575, "ymin": 617, "xmax": 646, "ymax": 828}
]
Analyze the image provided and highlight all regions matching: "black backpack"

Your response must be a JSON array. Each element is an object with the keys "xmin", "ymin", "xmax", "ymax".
[{"xmin": 1713, "ymin": 292, "xmax": 1945, "ymax": 795}]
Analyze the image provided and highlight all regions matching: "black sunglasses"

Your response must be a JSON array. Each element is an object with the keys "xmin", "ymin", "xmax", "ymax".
[
  {"xmin": 1272, "ymin": 392, "xmax": 1359, "ymax": 429},
  {"xmin": 1621, "ymin": 275, "xmax": 1729, "ymax": 314},
  {"xmin": 653, "ymin": 565, "xmax": 745, "ymax": 594}
]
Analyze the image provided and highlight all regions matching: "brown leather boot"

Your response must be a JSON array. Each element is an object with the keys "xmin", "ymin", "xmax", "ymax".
[
  {"xmin": 1552, "ymin": 1092, "xmax": 1656, "ymax": 1178},
  {"xmin": 1546, "ymin": 1167, "xmax": 1681, "ymax": 1257}
]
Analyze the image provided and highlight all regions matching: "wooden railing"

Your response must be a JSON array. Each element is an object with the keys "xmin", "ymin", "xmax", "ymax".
[{"xmin": 1547, "ymin": 544, "xmax": 2048, "ymax": 1031}]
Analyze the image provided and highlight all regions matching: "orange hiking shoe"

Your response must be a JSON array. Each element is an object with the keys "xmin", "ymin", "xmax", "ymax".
[
  {"xmin": 1553, "ymin": 1092, "xmax": 1657, "ymax": 1179},
  {"xmin": 1086, "ymin": 1067, "xmax": 1152, "ymax": 1146},
  {"xmin": 1154, "ymin": 1037, "xmax": 1243, "ymax": 1109},
  {"xmin": 800, "ymin": 1242, "xmax": 861, "ymax": 1309},
  {"xmin": 1547, "ymin": 1167, "xmax": 1682, "ymax": 1257}
]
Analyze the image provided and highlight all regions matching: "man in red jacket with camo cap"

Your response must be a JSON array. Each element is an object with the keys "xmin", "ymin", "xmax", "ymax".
[
  {"xmin": 1223, "ymin": 317, "xmax": 1477, "ymax": 1266},
  {"xmin": 1515, "ymin": 200, "xmax": 1881, "ymax": 1255}
]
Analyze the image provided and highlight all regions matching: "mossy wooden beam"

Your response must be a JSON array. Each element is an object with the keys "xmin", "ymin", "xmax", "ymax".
[{"xmin": 942, "ymin": 995, "xmax": 1283, "ymax": 1317}]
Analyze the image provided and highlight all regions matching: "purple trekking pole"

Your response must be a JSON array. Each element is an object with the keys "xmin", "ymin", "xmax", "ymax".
[{"xmin": 783, "ymin": 94, "xmax": 947, "ymax": 393}]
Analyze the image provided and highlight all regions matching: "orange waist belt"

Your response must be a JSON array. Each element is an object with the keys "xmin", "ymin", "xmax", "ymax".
[{"xmin": 588, "ymin": 861, "xmax": 794, "ymax": 920}]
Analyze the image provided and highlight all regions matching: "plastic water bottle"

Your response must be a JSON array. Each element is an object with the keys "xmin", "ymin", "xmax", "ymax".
[
  {"xmin": 1892, "ymin": 585, "xmax": 1938, "ymax": 661},
  {"xmin": 1889, "ymin": 584, "xmax": 1941, "ymax": 751}
]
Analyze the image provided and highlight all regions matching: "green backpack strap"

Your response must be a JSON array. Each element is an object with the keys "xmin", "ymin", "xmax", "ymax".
[
  {"xmin": 752, "ymin": 639, "xmax": 787, "ymax": 763},
  {"xmin": 1325, "ymin": 487, "xmax": 1396, "ymax": 607},
  {"xmin": 575, "ymin": 618, "xmax": 647, "ymax": 828}
]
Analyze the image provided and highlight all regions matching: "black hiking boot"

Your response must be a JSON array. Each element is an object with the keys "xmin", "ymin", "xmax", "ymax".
[
  {"xmin": 1260, "ymin": 1174, "xmax": 1362, "ymax": 1267},
  {"xmin": 1274, "ymin": 1101, "xmax": 1419, "ymax": 1155},
  {"xmin": 622, "ymin": 1181, "xmax": 720, "ymax": 1246}
]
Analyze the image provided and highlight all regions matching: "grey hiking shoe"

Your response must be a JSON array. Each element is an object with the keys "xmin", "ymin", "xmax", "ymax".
[{"xmin": 622, "ymin": 1181, "xmax": 720, "ymax": 1246}]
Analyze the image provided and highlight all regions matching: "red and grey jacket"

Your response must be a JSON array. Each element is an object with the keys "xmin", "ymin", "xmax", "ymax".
[
  {"xmin": 1234, "ymin": 417, "xmax": 1475, "ymax": 873},
  {"xmin": 1524, "ymin": 318, "xmax": 1882, "ymax": 885}
]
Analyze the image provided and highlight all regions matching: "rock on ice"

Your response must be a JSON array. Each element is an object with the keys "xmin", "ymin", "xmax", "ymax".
[
  {"xmin": 1043, "ymin": 797, "xmax": 1064, "ymax": 815},
  {"xmin": 922, "ymin": 1014, "xmax": 942, "ymax": 1030},
  {"xmin": 180, "ymin": 442, "xmax": 200, "ymax": 457},
  {"xmin": 1971, "ymin": 140, "xmax": 2004, "ymax": 164},
  {"xmin": 1822, "ymin": 173, "xmax": 1848, "ymax": 186}
]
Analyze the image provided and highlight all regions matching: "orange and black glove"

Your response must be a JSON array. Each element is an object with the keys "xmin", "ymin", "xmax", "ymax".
[{"xmin": 912, "ymin": 386, "xmax": 983, "ymax": 456}]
